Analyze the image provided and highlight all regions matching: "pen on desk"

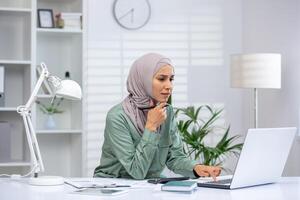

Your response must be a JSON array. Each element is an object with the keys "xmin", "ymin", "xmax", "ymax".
[
  {"xmin": 86, "ymin": 183, "xmax": 131, "ymax": 189},
  {"xmin": 101, "ymin": 184, "xmax": 131, "ymax": 188}
]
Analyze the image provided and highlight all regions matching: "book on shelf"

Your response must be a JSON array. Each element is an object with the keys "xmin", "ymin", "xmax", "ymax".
[
  {"xmin": 161, "ymin": 181, "xmax": 197, "ymax": 192},
  {"xmin": 0, "ymin": 121, "xmax": 11, "ymax": 162},
  {"xmin": 0, "ymin": 66, "xmax": 5, "ymax": 106},
  {"xmin": 61, "ymin": 12, "xmax": 82, "ymax": 30}
]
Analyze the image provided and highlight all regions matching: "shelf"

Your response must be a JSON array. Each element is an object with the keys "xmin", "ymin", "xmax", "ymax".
[
  {"xmin": 36, "ymin": 129, "xmax": 82, "ymax": 134},
  {"xmin": 0, "ymin": 162, "xmax": 31, "ymax": 167},
  {"xmin": 0, "ymin": 7, "xmax": 31, "ymax": 12},
  {"xmin": 36, "ymin": 94, "xmax": 77, "ymax": 100},
  {"xmin": 36, "ymin": 94, "xmax": 53, "ymax": 99},
  {"xmin": 0, "ymin": 59, "xmax": 31, "ymax": 65},
  {"xmin": 0, "ymin": 107, "xmax": 17, "ymax": 112},
  {"xmin": 37, "ymin": 28, "xmax": 82, "ymax": 34},
  {"xmin": 37, "ymin": 94, "xmax": 60, "ymax": 99}
]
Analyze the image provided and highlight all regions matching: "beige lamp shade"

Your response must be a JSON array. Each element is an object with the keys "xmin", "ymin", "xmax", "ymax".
[{"xmin": 231, "ymin": 53, "xmax": 281, "ymax": 89}]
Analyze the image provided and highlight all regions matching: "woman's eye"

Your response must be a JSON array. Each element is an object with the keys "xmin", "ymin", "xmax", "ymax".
[{"xmin": 170, "ymin": 78, "xmax": 174, "ymax": 82}]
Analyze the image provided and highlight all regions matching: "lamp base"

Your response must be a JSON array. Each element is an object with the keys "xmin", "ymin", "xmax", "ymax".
[{"xmin": 28, "ymin": 176, "xmax": 64, "ymax": 186}]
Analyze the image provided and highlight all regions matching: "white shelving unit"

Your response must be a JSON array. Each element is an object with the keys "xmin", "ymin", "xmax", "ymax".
[
  {"xmin": 37, "ymin": 28, "xmax": 82, "ymax": 34},
  {"xmin": 0, "ymin": 7, "xmax": 31, "ymax": 12},
  {"xmin": 36, "ymin": 129, "xmax": 82, "ymax": 134},
  {"xmin": 0, "ymin": 162, "xmax": 31, "ymax": 167},
  {"xmin": 0, "ymin": 0, "xmax": 84, "ymax": 177},
  {"xmin": 0, "ymin": 0, "xmax": 32, "ymax": 175}
]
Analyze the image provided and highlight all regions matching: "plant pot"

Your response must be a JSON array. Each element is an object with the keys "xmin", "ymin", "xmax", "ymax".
[{"xmin": 45, "ymin": 115, "xmax": 56, "ymax": 130}]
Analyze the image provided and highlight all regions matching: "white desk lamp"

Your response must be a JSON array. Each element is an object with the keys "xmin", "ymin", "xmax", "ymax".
[
  {"xmin": 231, "ymin": 53, "xmax": 281, "ymax": 128},
  {"xmin": 17, "ymin": 62, "xmax": 82, "ymax": 186}
]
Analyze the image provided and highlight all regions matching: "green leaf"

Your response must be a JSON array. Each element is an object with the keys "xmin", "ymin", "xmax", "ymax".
[{"xmin": 175, "ymin": 105, "xmax": 243, "ymax": 169}]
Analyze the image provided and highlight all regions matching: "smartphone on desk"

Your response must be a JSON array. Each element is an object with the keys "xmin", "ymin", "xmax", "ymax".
[
  {"xmin": 147, "ymin": 177, "xmax": 190, "ymax": 184},
  {"xmin": 72, "ymin": 188, "xmax": 128, "ymax": 196}
]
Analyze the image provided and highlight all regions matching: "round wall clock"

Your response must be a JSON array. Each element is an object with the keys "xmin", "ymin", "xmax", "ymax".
[{"xmin": 113, "ymin": 0, "xmax": 151, "ymax": 30}]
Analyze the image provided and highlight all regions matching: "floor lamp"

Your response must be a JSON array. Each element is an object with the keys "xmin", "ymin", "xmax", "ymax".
[
  {"xmin": 230, "ymin": 53, "xmax": 281, "ymax": 128},
  {"xmin": 16, "ymin": 63, "xmax": 82, "ymax": 185}
]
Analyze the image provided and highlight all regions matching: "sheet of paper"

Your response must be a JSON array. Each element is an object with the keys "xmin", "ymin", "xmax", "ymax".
[{"xmin": 65, "ymin": 178, "xmax": 162, "ymax": 190}]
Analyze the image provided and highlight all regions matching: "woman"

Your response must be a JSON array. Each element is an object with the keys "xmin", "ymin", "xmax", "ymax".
[{"xmin": 94, "ymin": 53, "xmax": 221, "ymax": 180}]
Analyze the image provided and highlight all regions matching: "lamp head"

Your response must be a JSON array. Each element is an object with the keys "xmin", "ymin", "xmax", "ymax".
[
  {"xmin": 230, "ymin": 53, "xmax": 281, "ymax": 89},
  {"xmin": 55, "ymin": 79, "xmax": 82, "ymax": 100},
  {"xmin": 47, "ymin": 75, "xmax": 82, "ymax": 100}
]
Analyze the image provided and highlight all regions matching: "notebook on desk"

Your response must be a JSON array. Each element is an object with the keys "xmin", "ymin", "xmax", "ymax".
[{"xmin": 197, "ymin": 127, "xmax": 296, "ymax": 189}]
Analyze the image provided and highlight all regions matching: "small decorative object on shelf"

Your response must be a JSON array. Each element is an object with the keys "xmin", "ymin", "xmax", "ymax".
[
  {"xmin": 55, "ymin": 13, "xmax": 64, "ymax": 29},
  {"xmin": 36, "ymin": 96, "xmax": 64, "ymax": 129},
  {"xmin": 65, "ymin": 71, "xmax": 70, "ymax": 79},
  {"xmin": 37, "ymin": 9, "xmax": 55, "ymax": 28},
  {"xmin": 36, "ymin": 96, "xmax": 64, "ymax": 115}
]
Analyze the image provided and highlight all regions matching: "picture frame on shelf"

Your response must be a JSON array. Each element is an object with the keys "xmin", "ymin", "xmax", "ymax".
[{"xmin": 37, "ymin": 9, "xmax": 55, "ymax": 28}]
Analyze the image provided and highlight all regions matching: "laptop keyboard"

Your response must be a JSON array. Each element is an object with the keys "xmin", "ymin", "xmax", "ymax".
[{"xmin": 206, "ymin": 179, "xmax": 232, "ymax": 185}]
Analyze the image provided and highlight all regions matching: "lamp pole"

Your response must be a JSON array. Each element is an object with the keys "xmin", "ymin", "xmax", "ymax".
[{"xmin": 254, "ymin": 88, "xmax": 258, "ymax": 128}]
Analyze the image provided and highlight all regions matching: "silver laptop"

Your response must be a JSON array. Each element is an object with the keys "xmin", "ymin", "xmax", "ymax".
[{"xmin": 197, "ymin": 127, "xmax": 296, "ymax": 189}]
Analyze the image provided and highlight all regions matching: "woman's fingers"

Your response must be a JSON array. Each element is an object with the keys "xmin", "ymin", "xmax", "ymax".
[
  {"xmin": 214, "ymin": 166, "xmax": 221, "ymax": 176},
  {"xmin": 194, "ymin": 165, "xmax": 222, "ymax": 182},
  {"xmin": 156, "ymin": 102, "xmax": 167, "ymax": 109},
  {"xmin": 208, "ymin": 166, "xmax": 221, "ymax": 181},
  {"xmin": 195, "ymin": 167, "xmax": 209, "ymax": 177},
  {"xmin": 146, "ymin": 102, "xmax": 168, "ymax": 131},
  {"xmin": 207, "ymin": 169, "xmax": 217, "ymax": 182}
]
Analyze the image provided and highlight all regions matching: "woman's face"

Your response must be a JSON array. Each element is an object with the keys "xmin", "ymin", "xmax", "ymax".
[{"xmin": 152, "ymin": 65, "xmax": 174, "ymax": 103}]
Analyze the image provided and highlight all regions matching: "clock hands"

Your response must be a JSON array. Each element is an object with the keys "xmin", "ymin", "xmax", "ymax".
[
  {"xmin": 118, "ymin": 8, "xmax": 135, "ymax": 23},
  {"xmin": 131, "ymin": 8, "xmax": 134, "ymax": 23}
]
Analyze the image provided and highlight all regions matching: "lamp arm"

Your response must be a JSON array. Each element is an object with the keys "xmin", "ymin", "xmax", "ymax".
[
  {"xmin": 17, "ymin": 63, "xmax": 49, "ymax": 176},
  {"xmin": 25, "ymin": 63, "xmax": 50, "ymax": 109},
  {"xmin": 21, "ymin": 113, "xmax": 45, "ymax": 175}
]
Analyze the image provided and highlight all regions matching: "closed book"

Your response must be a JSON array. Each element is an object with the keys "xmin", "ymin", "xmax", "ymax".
[
  {"xmin": 61, "ymin": 12, "xmax": 82, "ymax": 19},
  {"xmin": 161, "ymin": 181, "xmax": 197, "ymax": 192}
]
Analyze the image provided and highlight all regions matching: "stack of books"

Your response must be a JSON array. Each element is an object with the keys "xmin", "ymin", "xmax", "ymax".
[
  {"xmin": 161, "ymin": 181, "xmax": 197, "ymax": 192},
  {"xmin": 61, "ymin": 13, "xmax": 82, "ymax": 30}
]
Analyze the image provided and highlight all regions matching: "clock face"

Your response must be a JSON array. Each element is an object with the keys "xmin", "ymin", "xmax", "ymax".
[{"xmin": 113, "ymin": 0, "xmax": 151, "ymax": 30}]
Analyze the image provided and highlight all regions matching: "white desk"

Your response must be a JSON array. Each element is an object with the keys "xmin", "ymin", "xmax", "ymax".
[{"xmin": 1, "ymin": 177, "xmax": 300, "ymax": 200}]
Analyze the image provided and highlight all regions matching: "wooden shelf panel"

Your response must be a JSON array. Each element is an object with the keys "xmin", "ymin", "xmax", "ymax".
[
  {"xmin": 0, "ymin": 107, "xmax": 17, "ymax": 112},
  {"xmin": 37, "ymin": 28, "xmax": 82, "ymax": 34},
  {"xmin": 36, "ymin": 129, "xmax": 82, "ymax": 134},
  {"xmin": 0, "ymin": 7, "xmax": 31, "ymax": 12},
  {"xmin": 0, "ymin": 162, "xmax": 31, "ymax": 167},
  {"xmin": 0, "ymin": 59, "xmax": 31, "ymax": 65}
]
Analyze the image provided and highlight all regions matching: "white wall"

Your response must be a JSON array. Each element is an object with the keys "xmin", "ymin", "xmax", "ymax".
[
  {"xmin": 86, "ymin": 0, "xmax": 245, "ymax": 176},
  {"xmin": 242, "ymin": 0, "xmax": 300, "ymax": 176},
  {"xmin": 87, "ymin": 0, "xmax": 300, "ymax": 177}
]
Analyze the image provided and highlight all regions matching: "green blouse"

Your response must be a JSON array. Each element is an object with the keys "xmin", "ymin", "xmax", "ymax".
[{"xmin": 94, "ymin": 103, "xmax": 198, "ymax": 179}]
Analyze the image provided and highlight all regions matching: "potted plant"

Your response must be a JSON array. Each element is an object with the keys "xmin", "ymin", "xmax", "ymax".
[
  {"xmin": 175, "ymin": 105, "xmax": 243, "ymax": 171},
  {"xmin": 36, "ymin": 96, "xmax": 64, "ymax": 129}
]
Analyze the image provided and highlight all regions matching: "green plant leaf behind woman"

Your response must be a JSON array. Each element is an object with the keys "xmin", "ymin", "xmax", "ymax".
[{"xmin": 175, "ymin": 105, "xmax": 243, "ymax": 171}]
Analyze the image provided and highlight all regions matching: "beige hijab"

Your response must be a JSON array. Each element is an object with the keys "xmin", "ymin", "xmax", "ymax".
[{"xmin": 122, "ymin": 53, "xmax": 173, "ymax": 135}]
